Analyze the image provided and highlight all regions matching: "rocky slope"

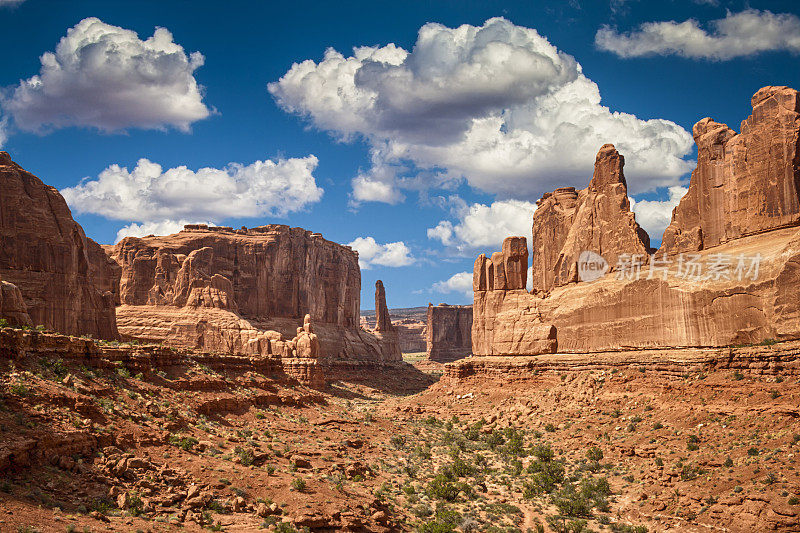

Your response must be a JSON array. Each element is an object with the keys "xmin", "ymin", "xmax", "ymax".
[{"xmin": 0, "ymin": 152, "xmax": 118, "ymax": 339}]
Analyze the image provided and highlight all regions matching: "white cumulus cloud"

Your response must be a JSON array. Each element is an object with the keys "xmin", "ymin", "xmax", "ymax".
[
  {"xmin": 4, "ymin": 17, "xmax": 211, "ymax": 133},
  {"xmin": 432, "ymin": 271, "xmax": 474, "ymax": 298},
  {"xmin": 61, "ymin": 156, "xmax": 322, "ymax": 223},
  {"xmin": 114, "ymin": 219, "xmax": 210, "ymax": 244},
  {"xmin": 428, "ymin": 198, "xmax": 537, "ymax": 254},
  {"xmin": 596, "ymin": 9, "xmax": 800, "ymax": 60},
  {"xmin": 270, "ymin": 17, "xmax": 693, "ymax": 202},
  {"xmin": 630, "ymin": 186, "xmax": 687, "ymax": 242},
  {"xmin": 347, "ymin": 236, "xmax": 415, "ymax": 269}
]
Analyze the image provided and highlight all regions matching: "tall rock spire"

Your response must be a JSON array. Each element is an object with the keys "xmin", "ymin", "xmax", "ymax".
[{"xmin": 374, "ymin": 279, "xmax": 394, "ymax": 332}]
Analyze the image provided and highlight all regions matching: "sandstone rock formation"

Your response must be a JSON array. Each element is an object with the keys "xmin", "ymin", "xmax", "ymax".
[
  {"xmin": 473, "ymin": 237, "xmax": 558, "ymax": 356},
  {"xmin": 471, "ymin": 87, "xmax": 800, "ymax": 355},
  {"xmin": 661, "ymin": 86, "xmax": 800, "ymax": 254},
  {"xmin": 374, "ymin": 280, "xmax": 393, "ymax": 332},
  {"xmin": 426, "ymin": 304, "xmax": 472, "ymax": 362},
  {"xmin": 108, "ymin": 225, "xmax": 400, "ymax": 362},
  {"xmin": 0, "ymin": 152, "xmax": 118, "ymax": 339},
  {"xmin": 532, "ymin": 144, "xmax": 651, "ymax": 293},
  {"xmin": 0, "ymin": 276, "xmax": 32, "ymax": 327}
]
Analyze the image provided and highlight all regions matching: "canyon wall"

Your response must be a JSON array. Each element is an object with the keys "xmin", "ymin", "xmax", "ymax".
[
  {"xmin": 108, "ymin": 225, "xmax": 401, "ymax": 362},
  {"xmin": 660, "ymin": 86, "xmax": 800, "ymax": 254},
  {"xmin": 425, "ymin": 304, "xmax": 473, "ymax": 362},
  {"xmin": 0, "ymin": 152, "xmax": 118, "ymax": 339},
  {"xmin": 472, "ymin": 86, "xmax": 800, "ymax": 355}
]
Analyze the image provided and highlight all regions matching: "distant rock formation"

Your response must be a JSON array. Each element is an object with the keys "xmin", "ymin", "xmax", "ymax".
[
  {"xmin": 660, "ymin": 86, "xmax": 800, "ymax": 254},
  {"xmin": 0, "ymin": 276, "xmax": 32, "ymax": 327},
  {"xmin": 471, "ymin": 87, "xmax": 800, "ymax": 354},
  {"xmin": 361, "ymin": 308, "xmax": 427, "ymax": 353},
  {"xmin": 108, "ymin": 225, "xmax": 401, "ymax": 362},
  {"xmin": 532, "ymin": 144, "xmax": 650, "ymax": 293},
  {"xmin": 426, "ymin": 304, "xmax": 473, "ymax": 362},
  {"xmin": 0, "ymin": 152, "xmax": 118, "ymax": 339}
]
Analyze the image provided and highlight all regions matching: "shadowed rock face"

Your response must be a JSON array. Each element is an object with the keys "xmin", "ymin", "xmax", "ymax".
[
  {"xmin": 660, "ymin": 86, "xmax": 800, "ymax": 254},
  {"xmin": 0, "ymin": 152, "xmax": 118, "ymax": 339},
  {"xmin": 532, "ymin": 144, "xmax": 651, "ymax": 293},
  {"xmin": 471, "ymin": 87, "xmax": 800, "ymax": 355},
  {"xmin": 426, "ymin": 304, "xmax": 472, "ymax": 362}
]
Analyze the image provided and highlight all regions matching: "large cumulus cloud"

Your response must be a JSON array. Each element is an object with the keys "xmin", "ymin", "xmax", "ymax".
[
  {"xmin": 270, "ymin": 17, "xmax": 694, "ymax": 203},
  {"xmin": 4, "ymin": 17, "xmax": 211, "ymax": 133}
]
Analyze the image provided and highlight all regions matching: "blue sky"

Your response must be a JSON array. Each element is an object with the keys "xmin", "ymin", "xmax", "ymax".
[{"xmin": 1, "ymin": 0, "xmax": 799, "ymax": 309}]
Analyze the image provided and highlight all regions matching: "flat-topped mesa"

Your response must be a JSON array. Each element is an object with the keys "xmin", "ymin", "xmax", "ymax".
[
  {"xmin": 426, "ymin": 303, "xmax": 473, "ymax": 362},
  {"xmin": 532, "ymin": 144, "xmax": 651, "ymax": 293},
  {"xmin": 660, "ymin": 86, "xmax": 800, "ymax": 255},
  {"xmin": 0, "ymin": 152, "xmax": 119, "ymax": 339},
  {"xmin": 111, "ymin": 224, "xmax": 360, "ymax": 327},
  {"xmin": 374, "ymin": 280, "xmax": 393, "ymax": 332},
  {"xmin": 109, "ymin": 225, "xmax": 401, "ymax": 362}
]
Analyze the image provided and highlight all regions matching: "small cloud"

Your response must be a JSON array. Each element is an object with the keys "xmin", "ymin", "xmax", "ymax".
[
  {"xmin": 630, "ymin": 186, "xmax": 687, "ymax": 241},
  {"xmin": 114, "ymin": 219, "xmax": 209, "ymax": 244},
  {"xmin": 596, "ymin": 9, "xmax": 800, "ymax": 60},
  {"xmin": 428, "ymin": 198, "xmax": 536, "ymax": 255},
  {"xmin": 347, "ymin": 236, "xmax": 415, "ymax": 269},
  {"xmin": 61, "ymin": 156, "xmax": 323, "ymax": 223},
  {"xmin": 432, "ymin": 271, "xmax": 473, "ymax": 297}
]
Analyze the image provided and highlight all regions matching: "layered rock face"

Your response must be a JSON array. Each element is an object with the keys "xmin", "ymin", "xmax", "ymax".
[
  {"xmin": 426, "ymin": 304, "xmax": 473, "ymax": 362},
  {"xmin": 661, "ymin": 86, "xmax": 800, "ymax": 254},
  {"xmin": 108, "ymin": 225, "xmax": 400, "ymax": 362},
  {"xmin": 0, "ymin": 152, "xmax": 118, "ymax": 339},
  {"xmin": 472, "ymin": 87, "xmax": 800, "ymax": 354},
  {"xmin": 532, "ymin": 144, "xmax": 651, "ymax": 293}
]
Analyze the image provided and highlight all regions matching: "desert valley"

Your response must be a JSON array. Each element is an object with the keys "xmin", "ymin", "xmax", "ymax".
[{"xmin": 2, "ymin": 83, "xmax": 800, "ymax": 533}]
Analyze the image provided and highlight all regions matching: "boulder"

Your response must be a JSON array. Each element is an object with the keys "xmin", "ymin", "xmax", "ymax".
[{"xmin": 0, "ymin": 277, "xmax": 32, "ymax": 327}]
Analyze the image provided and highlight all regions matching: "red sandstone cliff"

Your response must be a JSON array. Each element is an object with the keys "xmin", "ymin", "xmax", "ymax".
[
  {"xmin": 472, "ymin": 87, "xmax": 800, "ymax": 355},
  {"xmin": 660, "ymin": 86, "xmax": 800, "ymax": 254},
  {"xmin": 532, "ymin": 144, "xmax": 651, "ymax": 293},
  {"xmin": 0, "ymin": 152, "xmax": 118, "ymax": 339},
  {"xmin": 107, "ymin": 225, "xmax": 400, "ymax": 362}
]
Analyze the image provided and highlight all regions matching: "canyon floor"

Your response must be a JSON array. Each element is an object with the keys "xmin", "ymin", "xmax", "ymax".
[{"xmin": 2, "ymin": 339, "xmax": 800, "ymax": 533}]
